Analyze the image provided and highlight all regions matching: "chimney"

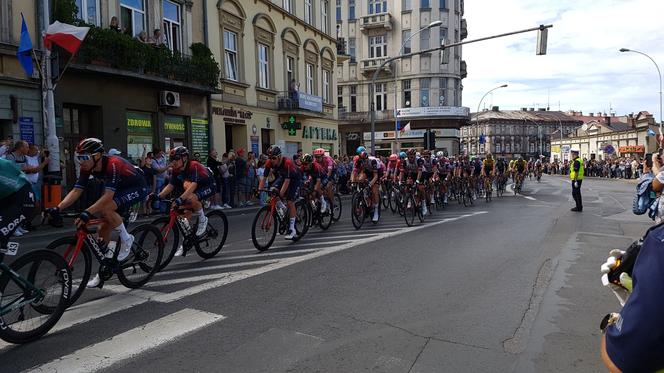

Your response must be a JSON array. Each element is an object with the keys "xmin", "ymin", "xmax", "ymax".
[
  {"xmin": 538, "ymin": 108, "xmax": 546, "ymax": 111},
  {"xmin": 491, "ymin": 106, "xmax": 499, "ymax": 112},
  {"xmin": 605, "ymin": 115, "xmax": 611, "ymax": 126},
  {"xmin": 529, "ymin": 108, "xmax": 535, "ymax": 111},
  {"xmin": 589, "ymin": 113, "xmax": 594, "ymax": 117},
  {"xmin": 611, "ymin": 113, "xmax": 616, "ymax": 117},
  {"xmin": 521, "ymin": 107, "xmax": 528, "ymax": 111}
]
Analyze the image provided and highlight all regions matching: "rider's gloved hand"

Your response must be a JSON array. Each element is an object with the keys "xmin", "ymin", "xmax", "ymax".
[
  {"xmin": 147, "ymin": 192, "xmax": 160, "ymax": 202},
  {"xmin": 78, "ymin": 210, "xmax": 93, "ymax": 223},
  {"xmin": 174, "ymin": 197, "xmax": 185, "ymax": 206}
]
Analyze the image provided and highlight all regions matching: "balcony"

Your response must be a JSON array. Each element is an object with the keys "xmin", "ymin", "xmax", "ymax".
[
  {"xmin": 360, "ymin": 57, "xmax": 393, "ymax": 76},
  {"xmin": 460, "ymin": 19, "xmax": 468, "ymax": 40},
  {"xmin": 75, "ymin": 26, "xmax": 220, "ymax": 89},
  {"xmin": 460, "ymin": 60, "xmax": 467, "ymax": 79},
  {"xmin": 360, "ymin": 12, "xmax": 393, "ymax": 32},
  {"xmin": 336, "ymin": 38, "xmax": 351, "ymax": 63},
  {"xmin": 277, "ymin": 91, "xmax": 326, "ymax": 118}
]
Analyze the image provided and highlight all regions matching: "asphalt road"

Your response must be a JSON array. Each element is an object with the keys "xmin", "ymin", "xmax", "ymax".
[{"xmin": 0, "ymin": 175, "xmax": 651, "ymax": 372}]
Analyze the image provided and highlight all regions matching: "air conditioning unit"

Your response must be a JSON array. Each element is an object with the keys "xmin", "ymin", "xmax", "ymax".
[{"xmin": 160, "ymin": 91, "xmax": 180, "ymax": 108}]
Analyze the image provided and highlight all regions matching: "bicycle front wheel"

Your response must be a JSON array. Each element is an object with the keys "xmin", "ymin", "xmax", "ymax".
[
  {"xmin": 403, "ymin": 194, "xmax": 416, "ymax": 227},
  {"xmin": 351, "ymin": 192, "xmax": 365, "ymax": 230},
  {"xmin": 195, "ymin": 210, "xmax": 228, "ymax": 259},
  {"xmin": 47, "ymin": 236, "xmax": 92, "ymax": 307},
  {"xmin": 151, "ymin": 216, "xmax": 180, "ymax": 272},
  {"xmin": 332, "ymin": 193, "xmax": 342, "ymax": 222},
  {"xmin": 0, "ymin": 250, "xmax": 71, "ymax": 344},
  {"xmin": 117, "ymin": 224, "xmax": 163, "ymax": 289}
]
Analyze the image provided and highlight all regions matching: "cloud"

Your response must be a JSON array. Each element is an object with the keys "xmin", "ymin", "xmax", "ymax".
[{"xmin": 463, "ymin": 0, "xmax": 664, "ymax": 119}]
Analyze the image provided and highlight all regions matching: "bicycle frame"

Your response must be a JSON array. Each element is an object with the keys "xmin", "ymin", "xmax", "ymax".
[
  {"xmin": 63, "ymin": 219, "xmax": 109, "ymax": 267},
  {"xmin": 0, "ymin": 260, "xmax": 45, "ymax": 316}
]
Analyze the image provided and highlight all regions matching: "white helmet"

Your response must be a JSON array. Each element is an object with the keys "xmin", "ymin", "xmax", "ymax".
[
  {"xmin": 416, "ymin": 152, "xmax": 421, "ymax": 157},
  {"xmin": 436, "ymin": 151, "xmax": 444, "ymax": 158}
]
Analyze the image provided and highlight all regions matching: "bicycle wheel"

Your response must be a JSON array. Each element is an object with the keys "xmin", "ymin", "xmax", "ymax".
[
  {"xmin": 0, "ymin": 250, "xmax": 71, "ymax": 344},
  {"xmin": 195, "ymin": 210, "xmax": 228, "ymax": 259},
  {"xmin": 117, "ymin": 224, "xmax": 164, "ymax": 289},
  {"xmin": 403, "ymin": 194, "xmax": 416, "ymax": 227},
  {"xmin": 151, "ymin": 216, "xmax": 180, "ymax": 272},
  {"xmin": 47, "ymin": 236, "xmax": 92, "ymax": 307},
  {"xmin": 351, "ymin": 192, "xmax": 365, "ymax": 229},
  {"xmin": 332, "ymin": 193, "xmax": 342, "ymax": 222},
  {"xmin": 381, "ymin": 187, "xmax": 390, "ymax": 209},
  {"xmin": 293, "ymin": 199, "xmax": 310, "ymax": 241},
  {"xmin": 252, "ymin": 206, "xmax": 277, "ymax": 251},
  {"xmin": 318, "ymin": 198, "xmax": 333, "ymax": 230}
]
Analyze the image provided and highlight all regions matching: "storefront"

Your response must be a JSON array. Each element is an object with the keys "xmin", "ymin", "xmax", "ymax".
[
  {"xmin": 211, "ymin": 104, "xmax": 277, "ymax": 156},
  {"xmin": 362, "ymin": 129, "xmax": 460, "ymax": 156}
]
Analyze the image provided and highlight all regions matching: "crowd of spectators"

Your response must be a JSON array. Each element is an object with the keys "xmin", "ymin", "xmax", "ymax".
[{"xmin": 545, "ymin": 157, "xmax": 643, "ymax": 179}]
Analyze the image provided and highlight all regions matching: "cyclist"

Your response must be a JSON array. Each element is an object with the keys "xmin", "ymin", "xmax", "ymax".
[
  {"xmin": 385, "ymin": 153, "xmax": 399, "ymax": 182},
  {"xmin": 495, "ymin": 157, "xmax": 508, "ymax": 189},
  {"xmin": 48, "ymin": 138, "xmax": 147, "ymax": 287},
  {"xmin": 301, "ymin": 153, "xmax": 328, "ymax": 212},
  {"xmin": 151, "ymin": 146, "xmax": 216, "ymax": 255},
  {"xmin": 418, "ymin": 150, "xmax": 438, "ymax": 213},
  {"xmin": 471, "ymin": 156, "xmax": 482, "ymax": 199},
  {"xmin": 435, "ymin": 152, "xmax": 450, "ymax": 204},
  {"xmin": 258, "ymin": 145, "xmax": 301, "ymax": 239},
  {"xmin": 482, "ymin": 152, "xmax": 496, "ymax": 181},
  {"xmin": 508, "ymin": 158, "xmax": 516, "ymax": 181},
  {"xmin": 399, "ymin": 149, "xmax": 424, "ymax": 212},
  {"xmin": 535, "ymin": 156, "xmax": 544, "ymax": 179},
  {"xmin": 393, "ymin": 151, "xmax": 407, "ymax": 183},
  {"xmin": 313, "ymin": 148, "xmax": 335, "ymax": 213},
  {"xmin": 0, "ymin": 157, "xmax": 35, "ymax": 246},
  {"xmin": 351, "ymin": 150, "xmax": 382, "ymax": 222},
  {"xmin": 514, "ymin": 155, "xmax": 528, "ymax": 187}
]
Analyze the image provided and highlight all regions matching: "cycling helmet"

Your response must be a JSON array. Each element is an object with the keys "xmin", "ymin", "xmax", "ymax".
[
  {"xmin": 169, "ymin": 146, "xmax": 189, "ymax": 160},
  {"xmin": 389, "ymin": 153, "xmax": 398, "ymax": 162},
  {"xmin": 406, "ymin": 149, "xmax": 416, "ymax": 157},
  {"xmin": 302, "ymin": 153, "xmax": 313, "ymax": 163},
  {"xmin": 268, "ymin": 145, "xmax": 282, "ymax": 157},
  {"xmin": 313, "ymin": 148, "xmax": 326, "ymax": 156},
  {"xmin": 359, "ymin": 151, "xmax": 368, "ymax": 159},
  {"xmin": 415, "ymin": 152, "xmax": 421, "ymax": 158},
  {"xmin": 76, "ymin": 138, "xmax": 104, "ymax": 154},
  {"xmin": 436, "ymin": 151, "xmax": 444, "ymax": 158},
  {"xmin": 399, "ymin": 151, "xmax": 407, "ymax": 159},
  {"xmin": 356, "ymin": 146, "xmax": 366, "ymax": 155}
]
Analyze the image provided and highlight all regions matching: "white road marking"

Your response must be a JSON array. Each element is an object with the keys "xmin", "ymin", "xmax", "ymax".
[
  {"xmin": 150, "ymin": 211, "xmax": 488, "ymax": 303},
  {"xmin": 25, "ymin": 308, "xmax": 225, "ymax": 373},
  {"xmin": 155, "ymin": 258, "xmax": 282, "ymax": 278},
  {"xmin": 523, "ymin": 196, "xmax": 537, "ymax": 201}
]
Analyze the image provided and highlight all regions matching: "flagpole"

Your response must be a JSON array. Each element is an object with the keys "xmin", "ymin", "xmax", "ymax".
[
  {"xmin": 30, "ymin": 49, "xmax": 43, "ymax": 80},
  {"xmin": 54, "ymin": 52, "xmax": 76, "ymax": 87},
  {"xmin": 42, "ymin": 0, "xmax": 60, "ymax": 174}
]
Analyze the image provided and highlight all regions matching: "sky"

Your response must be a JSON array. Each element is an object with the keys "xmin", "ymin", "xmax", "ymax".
[{"xmin": 463, "ymin": 0, "xmax": 664, "ymax": 121}]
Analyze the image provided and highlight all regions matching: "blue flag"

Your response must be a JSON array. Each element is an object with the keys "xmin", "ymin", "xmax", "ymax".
[
  {"xmin": 17, "ymin": 14, "xmax": 33, "ymax": 77},
  {"xmin": 479, "ymin": 134, "xmax": 486, "ymax": 144},
  {"xmin": 648, "ymin": 128, "xmax": 656, "ymax": 136}
]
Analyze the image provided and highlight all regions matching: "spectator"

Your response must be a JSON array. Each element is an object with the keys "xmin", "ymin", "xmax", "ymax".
[
  {"xmin": 206, "ymin": 148, "xmax": 223, "ymax": 210},
  {"xmin": 136, "ymin": 30, "xmax": 149, "ymax": 43},
  {"xmin": 257, "ymin": 157, "xmax": 267, "ymax": 206},
  {"xmin": 0, "ymin": 138, "xmax": 11, "ymax": 158},
  {"xmin": 151, "ymin": 29, "xmax": 167, "ymax": 46},
  {"xmin": 233, "ymin": 149, "xmax": 249, "ymax": 207},
  {"xmin": 247, "ymin": 151, "xmax": 257, "ymax": 204},
  {"xmin": 108, "ymin": 147, "xmax": 122, "ymax": 156},
  {"xmin": 139, "ymin": 145, "xmax": 156, "ymax": 215},
  {"xmin": 289, "ymin": 79, "xmax": 299, "ymax": 101},
  {"xmin": 24, "ymin": 144, "xmax": 43, "ymax": 230},
  {"xmin": 151, "ymin": 148, "xmax": 168, "ymax": 211},
  {"xmin": 219, "ymin": 152, "xmax": 231, "ymax": 208},
  {"xmin": 6, "ymin": 140, "xmax": 48, "ymax": 234},
  {"xmin": 109, "ymin": 16, "xmax": 121, "ymax": 33}
]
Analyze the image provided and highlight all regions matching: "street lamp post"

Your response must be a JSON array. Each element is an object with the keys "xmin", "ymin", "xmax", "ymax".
[
  {"xmin": 474, "ymin": 84, "xmax": 507, "ymax": 156},
  {"xmin": 619, "ymin": 48, "xmax": 663, "ymax": 146},
  {"xmin": 393, "ymin": 21, "xmax": 443, "ymax": 152}
]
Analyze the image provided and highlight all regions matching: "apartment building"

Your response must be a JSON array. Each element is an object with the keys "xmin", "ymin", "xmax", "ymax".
[
  {"xmin": 209, "ymin": 0, "xmax": 340, "ymax": 157},
  {"xmin": 335, "ymin": 0, "xmax": 469, "ymax": 156}
]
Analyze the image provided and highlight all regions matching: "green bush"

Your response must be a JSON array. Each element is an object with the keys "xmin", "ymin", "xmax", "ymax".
[{"xmin": 77, "ymin": 26, "xmax": 220, "ymax": 88}]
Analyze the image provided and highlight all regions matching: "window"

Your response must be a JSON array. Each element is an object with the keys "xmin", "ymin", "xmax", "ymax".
[
  {"xmin": 258, "ymin": 43, "xmax": 270, "ymax": 89},
  {"xmin": 420, "ymin": 78, "xmax": 430, "ymax": 107},
  {"xmin": 455, "ymin": 29, "xmax": 459, "ymax": 42},
  {"xmin": 403, "ymin": 79, "xmax": 411, "ymax": 108},
  {"xmin": 374, "ymin": 83, "xmax": 387, "ymax": 111},
  {"xmin": 305, "ymin": 0, "xmax": 313, "ymax": 24},
  {"xmin": 162, "ymin": 0, "xmax": 181, "ymax": 51},
  {"xmin": 439, "ymin": 27, "xmax": 448, "ymax": 47},
  {"xmin": 454, "ymin": 78, "xmax": 460, "ymax": 106},
  {"xmin": 283, "ymin": 0, "xmax": 292, "ymax": 12},
  {"xmin": 440, "ymin": 0, "xmax": 446, "ymax": 8},
  {"xmin": 323, "ymin": 70, "xmax": 331, "ymax": 103},
  {"xmin": 369, "ymin": 35, "xmax": 387, "ymax": 58},
  {"xmin": 348, "ymin": 0, "xmax": 356, "ymax": 19},
  {"xmin": 336, "ymin": 0, "xmax": 342, "ymax": 21},
  {"xmin": 402, "ymin": 30, "xmax": 411, "ymax": 54},
  {"xmin": 439, "ymin": 78, "xmax": 447, "ymax": 105},
  {"xmin": 368, "ymin": 0, "xmax": 386, "ymax": 14},
  {"xmin": 306, "ymin": 63, "xmax": 315, "ymax": 94},
  {"xmin": 421, "ymin": 0, "xmax": 430, "ymax": 8},
  {"xmin": 322, "ymin": 0, "xmax": 329, "ymax": 33},
  {"xmin": 120, "ymin": 0, "xmax": 145, "ymax": 37},
  {"xmin": 224, "ymin": 30, "xmax": 238, "ymax": 81},
  {"xmin": 350, "ymin": 85, "xmax": 357, "ymax": 112},
  {"xmin": 420, "ymin": 28, "xmax": 430, "ymax": 50},
  {"xmin": 338, "ymin": 86, "xmax": 344, "ymax": 107},
  {"xmin": 495, "ymin": 142, "xmax": 501, "ymax": 153},
  {"xmin": 403, "ymin": 0, "xmax": 412, "ymax": 11},
  {"xmin": 348, "ymin": 38, "xmax": 356, "ymax": 61},
  {"xmin": 76, "ymin": 0, "xmax": 100, "ymax": 25},
  {"xmin": 286, "ymin": 56, "xmax": 295, "ymax": 90}
]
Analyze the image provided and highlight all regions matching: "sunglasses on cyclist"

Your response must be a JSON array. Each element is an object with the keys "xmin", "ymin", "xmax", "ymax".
[
  {"xmin": 270, "ymin": 156, "xmax": 280, "ymax": 160},
  {"xmin": 169, "ymin": 156, "xmax": 182, "ymax": 162},
  {"xmin": 76, "ymin": 154, "xmax": 92, "ymax": 161}
]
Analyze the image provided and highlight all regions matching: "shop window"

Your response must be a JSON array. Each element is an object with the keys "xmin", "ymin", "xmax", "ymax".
[{"xmin": 126, "ymin": 111, "xmax": 153, "ymax": 162}]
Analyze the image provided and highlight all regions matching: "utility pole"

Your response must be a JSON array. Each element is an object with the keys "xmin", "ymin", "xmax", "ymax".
[{"xmin": 42, "ymin": 0, "xmax": 59, "ymax": 174}]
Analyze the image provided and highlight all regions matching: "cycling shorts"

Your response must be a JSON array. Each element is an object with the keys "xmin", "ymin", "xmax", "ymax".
[
  {"xmin": 113, "ymin": 185, "xmax": 148, "ymax": 216},
  {"xmin": 194, "ymin": 179, "xmax": 217, "ymax": 202},
  {"xmin": 0, "ymin": 184, "xmax": 35, "ymax": 243},
  {"xmin": 273, "ymin": 176, "xmax": 301, "ymax": 201}
]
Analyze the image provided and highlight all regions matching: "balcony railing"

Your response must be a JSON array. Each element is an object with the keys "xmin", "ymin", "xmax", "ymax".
[
  {"xmin": 460, "ymin": 19, "xmax": 468, "ymax": 40},
  {"xmin": 460, "ymin": 60, "xmax": 467, "ymax": 79},
  {"xmin": 336, "ymin": 38, "xmax": 350, "ymax": 63},
  {"xmin": 360, "ymin": 57, "xmax": 392, "ymax": 75},
  {"xmin": 75, "ymin": 26, "xmax": 220, "ymax": 88},
  {"xmin": 277, "ymin": 91, "xmax": 324, "ymax": 113},
  {"xmin": 360, "ymin": 12, "xmax": 392, "ymax": 32}
]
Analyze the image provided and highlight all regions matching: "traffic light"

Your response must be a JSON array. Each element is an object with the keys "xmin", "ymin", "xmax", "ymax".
[
  {"xmin": 281, "ymin": 115, "xmax": 301, "ymax": 136},
  {"xmin": 423, "ymin": 130, "xmax": 436, "ymax": 150},
  {"xmin": 536, "ymin": 27, "xmax": 548, "ymax": 55}
]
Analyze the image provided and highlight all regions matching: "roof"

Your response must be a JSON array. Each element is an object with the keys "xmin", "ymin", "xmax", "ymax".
[{"xmin": 470, "ymin": 110, "xmax": 583, "ymax": 124}]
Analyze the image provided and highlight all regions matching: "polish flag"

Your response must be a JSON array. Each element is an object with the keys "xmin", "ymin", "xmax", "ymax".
[
  {"xmin": 44, "ymin": 21, "xmax": 89, "ymax": 54},
  {"xmin": 400, "ymin": 122, "xmax": 411, "ymax": 133}
]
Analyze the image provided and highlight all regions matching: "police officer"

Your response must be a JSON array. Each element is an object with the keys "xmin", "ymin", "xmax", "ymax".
[{"xmin": 570, "ymin": 149, "xmax": 583, "ymax": 212}]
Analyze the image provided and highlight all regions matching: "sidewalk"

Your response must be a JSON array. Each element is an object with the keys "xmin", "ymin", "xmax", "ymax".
[{"xmin": 21, "ymin": 204, "xmax": 264, "ymax": 240}]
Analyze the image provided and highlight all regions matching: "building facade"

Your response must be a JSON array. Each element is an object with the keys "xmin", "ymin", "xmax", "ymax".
[
  {"xmin": 336, "ymin": 0, "xmax": 469, "ymax": 156},
  {"xmin": 463, "ymin": 108, "xmax": 582, "ymax": 159},
  {"xmin": 208, "ymin": 0, "xmax": 340, "ymax": 158},
  {"xmin": 0, "ymin": 1, "xmax": 42, "ymax": 146},
  {"xmin": 550, "ymin": 111, "xmax": 659, "ymax": 162}
]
